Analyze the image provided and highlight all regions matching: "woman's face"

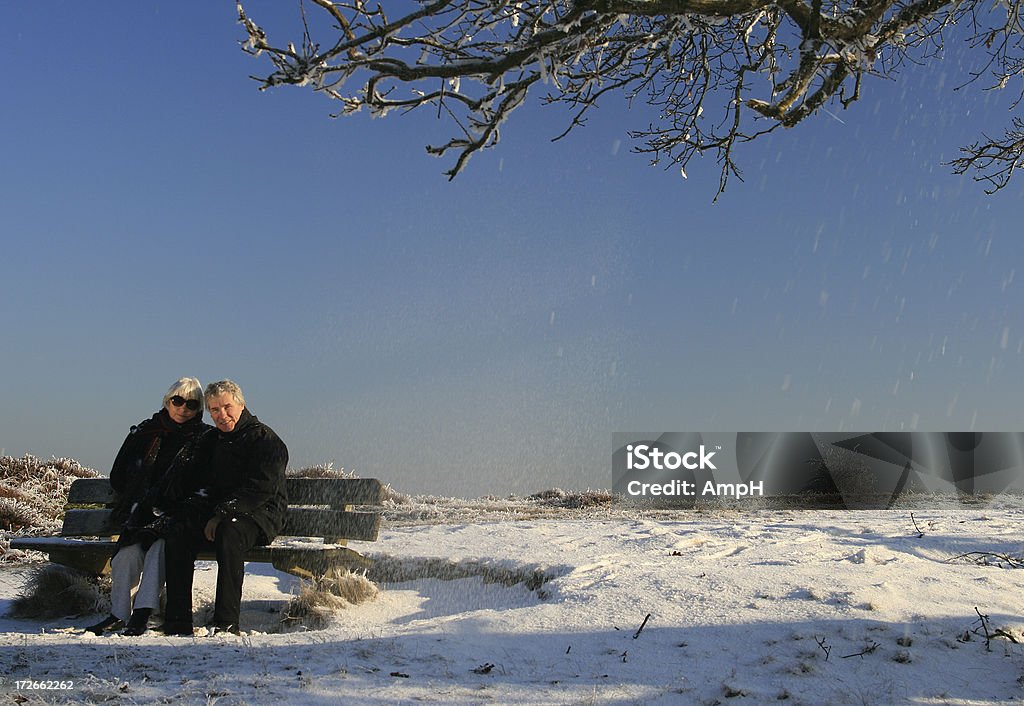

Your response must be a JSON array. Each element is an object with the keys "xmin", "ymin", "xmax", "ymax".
[{"xmin": 166, "ymin": 395, "xmax": 201, "ymax": 424}]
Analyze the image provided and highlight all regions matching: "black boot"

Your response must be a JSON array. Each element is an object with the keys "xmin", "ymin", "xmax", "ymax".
[
  {"xmin": 85, "ymin": 614, "xmax": 123, "ymax": 635},
  {"xmin": 208, "ymin": 622, "xmax": 240, "ymax": 636},
  {"xmin": 121, "ymin": 608, "xmax": 152, "ymax": 636},
  {"xmin": 156, "ymin": 620, "xmax": 194, "ymax": 636}
]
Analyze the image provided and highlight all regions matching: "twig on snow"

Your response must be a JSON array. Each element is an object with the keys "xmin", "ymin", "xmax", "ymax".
[
  {"xmin": 841, "ymin": 641, "xmax": 880, "ymax": 659},
  {"xmin": 910, "ymin": 513, "xmax": 926, "ymax": 538},
  {"xmin": 969, "ymin": 607, "xmax": 1017, "ymax": 651},
  {"xmin": 815, "ymin": 636, "xmax": 831, "ymax": 661},
  {"xmin": 947, "ymin": 552, "xmax": 1024, "ymax": 569},
  {"xmin": 633, "ymin": 614, "xmax": 652, "ymax": 639}
]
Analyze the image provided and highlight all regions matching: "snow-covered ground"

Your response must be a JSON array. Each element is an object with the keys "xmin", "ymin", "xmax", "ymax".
[{"xmin": 3, "ymin": 497, "xmax": 1024, "ymax": 704}]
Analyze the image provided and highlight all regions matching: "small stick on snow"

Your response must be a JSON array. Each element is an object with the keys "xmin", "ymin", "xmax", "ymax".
[
  {"xmin": 910, "ymin": 513, "xmax": 925, "ymax": 538},
  {"xmin": 633, "ymin": 613, "xmax": 652, "ymax": 639},
  {"xmin": 815, "ymin": 636, "xmax": 831, "ymax": 661},
  {"xmin": 970, "ymin": 607, "xmax": 1019, "ymax": 647},
  {"xmin": 975, "ymin": 607, "xmax": 993, "ymax": 651},
  {"xmin": 841, "ymin": 641, "xmax": 879, "ymax": 659},
  {"xmin": 947, "ymin": 552, "xmax": 1024, "ymax": 569}
]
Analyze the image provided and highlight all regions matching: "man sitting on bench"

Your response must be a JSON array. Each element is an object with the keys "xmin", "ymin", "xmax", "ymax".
[{"xmin": 158, "ymin": 379, "xmax": 289, "ymax": 636}]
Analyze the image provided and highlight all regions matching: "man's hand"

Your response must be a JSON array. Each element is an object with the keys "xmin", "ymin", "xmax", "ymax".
[{"xmin": 204, "ymin": 516, "xmax": 221, "ymax": 542}]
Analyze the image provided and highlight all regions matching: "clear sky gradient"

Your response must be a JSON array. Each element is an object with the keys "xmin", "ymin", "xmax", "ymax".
[{"xmin": 2, "ymin": 3, "xmax": 1022, "ymax": 496}]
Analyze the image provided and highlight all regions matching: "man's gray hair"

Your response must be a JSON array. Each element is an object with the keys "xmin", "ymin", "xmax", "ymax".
[
  {"xmin": 205, "ymin": 379, "xmax": 245, "ymax": 408},
  {"xmin": 163, "ymin": 377, "xmax": 204, "ymax": 409}
]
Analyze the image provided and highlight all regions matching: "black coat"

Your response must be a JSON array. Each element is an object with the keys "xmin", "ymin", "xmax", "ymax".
[
  {"xmin": 168, "ymin": 408, "xmax": 289, "ymax": 545},
  {"xmin": 109, "ymin": 409, "xmax": 211, "ymax": 529}
]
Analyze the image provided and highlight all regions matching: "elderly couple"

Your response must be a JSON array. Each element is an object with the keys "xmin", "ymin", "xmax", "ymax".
[{"xmin": 86, "ymin": 377, "xmax": 288, "ymax": 637}]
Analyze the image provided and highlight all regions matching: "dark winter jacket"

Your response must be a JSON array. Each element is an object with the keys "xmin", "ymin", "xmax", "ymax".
[
  {"xmin": 109, "ymin": 409, "xmax": 211, "ymax": 530},
  {"xmin": 167, "ymin": 408, "xmax": 289, "ymax": 545}
]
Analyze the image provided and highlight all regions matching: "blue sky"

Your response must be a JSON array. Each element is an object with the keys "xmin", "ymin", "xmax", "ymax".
[{"xmin": 2, "ymin": 2, "xmax": 1022, "ymax": 496}]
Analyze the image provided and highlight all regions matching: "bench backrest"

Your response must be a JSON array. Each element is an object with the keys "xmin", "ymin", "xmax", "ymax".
[{"xmin": 62, "ymin": 477, "xmax": 385, "ymax": 543}]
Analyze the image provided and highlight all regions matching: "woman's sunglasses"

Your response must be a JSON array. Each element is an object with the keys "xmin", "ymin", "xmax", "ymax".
[{"xmin": 170, "ymin": 396, "xmax": 202, "ymax": 411}]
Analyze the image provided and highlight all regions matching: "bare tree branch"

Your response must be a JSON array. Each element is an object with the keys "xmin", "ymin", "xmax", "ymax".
[
  {"xmin": 236, "ymin": 0, "xmax": 1024, "ymax": 196},
  {"xmin": 948, "ymin": 117, "xmax": 1024, "ymax": 194}
]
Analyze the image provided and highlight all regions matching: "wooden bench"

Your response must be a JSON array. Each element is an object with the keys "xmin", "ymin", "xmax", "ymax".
[{"xmin": 10, "ymin": 477, "xmax": 386, "ymax": 578}]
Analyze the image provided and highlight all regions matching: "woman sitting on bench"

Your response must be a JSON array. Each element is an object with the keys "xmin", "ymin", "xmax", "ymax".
[{"xmin": 85, "ymin": 377, "xmax": 211, "ymax": 636}]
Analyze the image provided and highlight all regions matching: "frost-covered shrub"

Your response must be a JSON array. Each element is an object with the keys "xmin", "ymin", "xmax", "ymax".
[
  {"xmin": 287, "ymin": 462, "xmax": 358, "ymax": 479},
  {"xmin": 529, "ymin": 488, "xmax": 615, "ymax": 508},
  {"xmin": 0, "ymin": 497, "xmax": 43, "ymax": 532},
  {"xmin": 9, "ymin": 565, "xmax": 110, "ymax": 619},
  {"xmin": 0, "ymin": 454, "xmax": 98, "ymax": 536},
  {"xmin": 282, "ymin": 566, "xmax": 379, "ymax": 629}
]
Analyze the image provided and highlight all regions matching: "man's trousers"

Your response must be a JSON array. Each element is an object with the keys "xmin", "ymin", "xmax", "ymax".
[{"xmin": 163, "ymin": 514, "xmax": 264, "ymax": 627}]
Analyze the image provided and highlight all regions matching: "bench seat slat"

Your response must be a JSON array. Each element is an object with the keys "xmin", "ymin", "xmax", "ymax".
[
  {"xmin": 68, "ymin": 477, "xmax": 386, "ymax": 506},
  {"xmin": 10, "ymin": 537, "xmax": 116, "ymax": 553},
  {"xmin": 9, "ymin": 538, "xmax": 116, "ymax": 575},
  {"xmin": 57, "ymin": 508, "xmax": 380, "ymax": 542}
]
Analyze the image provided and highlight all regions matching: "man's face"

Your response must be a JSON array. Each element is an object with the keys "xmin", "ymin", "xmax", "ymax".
[{"xmin": 207, "ymin": 393, "xmax": 244, "ymax": 433}]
